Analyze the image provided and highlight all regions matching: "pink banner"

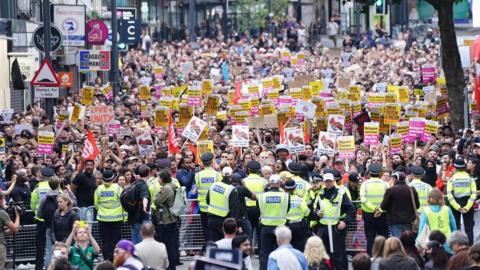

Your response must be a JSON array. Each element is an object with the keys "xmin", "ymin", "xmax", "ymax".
[
  {"xmin": 37, "ymin": 144, "xmax": 54, "ymax": 155},
  {"xmin": 408, "ymin": 119, "xmax": 425, "ymax": 142},
  {"xmin": 187, "ymin": 96, "xmax": 202, "ymax": 106},
  {"xmin": 422, "ymin": 66, "xmax": 436, "ymax": 84}
]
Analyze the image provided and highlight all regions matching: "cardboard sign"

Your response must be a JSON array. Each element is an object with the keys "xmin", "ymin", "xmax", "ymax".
[
  {"xmin": 154, "ymin": 107, "xmax": 169, "ymax": 128},
  {"xmin": 285, "ymin": 127, "xmax": 305, "ymax": 154},
  {"xmin": 384, "ymin": 104, "xmax": 401, "ymax": 125},
  {"xmin": 202, "ymin": 79, "xmax": 213, "ymax": 95},
  {"xmin": 318, "ymin": 131, "xmax": 336, "ymax": 157},
  {"xmin": 187, "ymin": 86, "xmax": 202, "ymax": 106},
  {"xmin": 295, "ymin": 100, "xmax": 317, "ymax": 119},
  {"xmin": 206, "ymin": 95, "xmax": 220, "ymax": 115},
  {"xmin": 408, "ymin": 118, "xmax": 426, "ymax": 142},
  {"xmin": 327, "ymin": 114, "xmax": 345, "ymax": 136},
  {"xmin": 182, "ymin": 116, "xmax": 207, "ymax": 142},
  {"xmin": 90, "ymin": 105, "xmax": 114, "ymax": 124},
  {"xmin": 14, "ymin": 124, "xmax": 33, "ymax": 135},
  {"xmin": 364, "ymin": 122, "xmax": 379, "ymax": 145},
  {"xmin": 1, "ymin": 109, "xmax": 14, "ymax": 123},
  {"xmin": 37, "ymin": 131, "xmax": 55, "ymax": 155},
  {"xmin": 389, "ymin": 134, "xmax": 402, "ymax": 154},
  {"xmin": 232, "ymin": 125, "xmax": 249, "ymax": 147},
  {"xmin": 117, "ymin": 127, "xmax": 132, "ymax": 140},
  {"xmin": 107, "ymin": 120, "xmax": 121, "ymax": 136},
  {"xmin": 396, "ymin": 121, "xmax": 411, "ymax": 143},
  {"xmin": 139, "ymin": 85, "xmax": 151, "ymax": 100},
  {"xmin": 421, "ymin": 64, "xmax": 436, "ymax": 84},
  {"xmin": 136, "ymin": 133, "xmax": 155, "ymax": 156},
  {"xmin": 70, "ymin": 103, "xmax": 82, "ymax": 123},
  {"xmin": 197, "ymin": 140, "xmax": 214, "ymax": 164},
  {"xmin": 337, "ymin": 136, "xmax": 355, "ymax": 159},
  {"xmin": 81, "ymin": 87, "xmax": 94, "ymax": 106}
]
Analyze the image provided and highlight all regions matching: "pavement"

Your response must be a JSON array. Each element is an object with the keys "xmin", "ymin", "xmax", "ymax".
[{"xmin": 177, "ymin": 255, "xmax": 260, "ymax": 270}]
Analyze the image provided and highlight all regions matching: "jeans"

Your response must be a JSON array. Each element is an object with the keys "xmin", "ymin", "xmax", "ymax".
[
  {"xmin": 44, "ymin": 228, "xmax": 53, "ymax": 267},
  {"xmin": 390, "ymin": 224, "xmax": 412, "ymax": 238},
  {"xmin": 78, "ymin": 207, "xmax": 95, "ymax": 222},
  {"xmin": 131, "ymin": 222, "xmax": 143, "ymax": 244}
]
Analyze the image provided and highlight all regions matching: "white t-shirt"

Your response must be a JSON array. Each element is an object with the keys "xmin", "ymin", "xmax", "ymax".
[{"xmin": 215, "ymin": 238, "xmax": 233, "ymax": 249}]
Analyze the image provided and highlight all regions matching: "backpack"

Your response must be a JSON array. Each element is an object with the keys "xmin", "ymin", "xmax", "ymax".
[
  {"xmin": 40, "ymin": 194, "xmax": 59, "ymax": 227},
  {"xmin": 169, "ymin": 186, "xmax": 186, "ymax": 217},
  {"xmin": 120, "ymin": 182, "xmax": 141, "ymax": 213}
]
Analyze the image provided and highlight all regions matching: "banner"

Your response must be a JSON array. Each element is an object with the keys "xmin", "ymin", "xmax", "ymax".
[
  {"xmin": 337, "ymin": 136, "xmax": 355, "ymax": 159},
  {"xmin": 89, "ymin": 105, "xmax": 114, "ymax": 124},
  {"xmin": 232, "ymin": 125, "xmax": 249, "ymax": 147},
  {"xmin": 37, "ymin": 131, "xmax": 55, "ymax": 155},
  {"xmin": 318, "ymin": 131, "xmax": 336, "ymax": 157},
  {"xmin": 182, "ymin": 116, "xmax": 207, "ymax": 142},
  {"xmin": 78, "ymin": 50, "xmax": 111, "ymax": 71},
  {"xmin": 136, "ymin": 133, "xmax": 155, "ymax": 156},
  {"xmin": 285, "ymin": 127, "xmax": 305, "ymax": 154},
  {"xmin": 327, "ymin": 114, "xmax": 345, "ymax": 136},
  {"xmin": 364, "ymin": 122, "xmax": 379, "ymax": 145}
]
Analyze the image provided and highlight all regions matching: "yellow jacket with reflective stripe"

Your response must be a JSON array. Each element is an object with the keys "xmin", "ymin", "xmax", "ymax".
[
  {"xmin": 259, "ymin": 191, "xmax": 289, "ymax": 226},
  {"xmin": 447, "ymin": 171, "xmax": 477, "ymax": 211},
  {"xmin": 360, "ymin": 178, "xmax": 388, "ymax": 213},
  {"xmin": 287, "ymin": 194, "xmax": 310, "ymax": 223},
  {"xmin": 94, "ymin": 183, "xmax": 125, "ymax": 222},
  {"xmin": 149, "ymin": 179, "xmax": 162, "ymax": 210},
  {"xmin": 292, "ymin": 176, "xmax": 311, "ymax": 198},
  {"xmin": 30, "ymin": 181, "xmax": 51, "ymax": 221},
  {"xmin": 243, "ymin": 174, "xmax": 267, "ymax": 207},
  {"xmin": 409, "ymin": 179, "xmax": 432, "ymax": 211},
  {"xmin": 424, "ymin": 205, "xmax": 451, "ymax": 238},
  {"xmin": 208, "ymin": 182, "xmax": 234, "ymax": 217},
  {"xmin": 195, "ymin": 167, "xmax": 222, "ymax": 212},
  {"xmin": 318, "ymin": 189, "xmax": 345, "ymax": 225}
]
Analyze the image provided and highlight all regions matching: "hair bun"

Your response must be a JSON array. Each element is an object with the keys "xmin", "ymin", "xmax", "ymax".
[{"xmin": 471, "ymin": 252, "xmax": 480, "ymax": 260}]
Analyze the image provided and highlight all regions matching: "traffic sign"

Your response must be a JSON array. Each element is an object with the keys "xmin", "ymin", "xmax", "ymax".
[
  {"xmin": 32, "ymin": 25, "xmax": 63, "ymax": 53},
  {"xmin": 31, "ymin": 60, "xmax": 61, "ymax": 87},
  {"xmin": 35, "ymin": 87, "xmax": 59, "ymax": 98}
]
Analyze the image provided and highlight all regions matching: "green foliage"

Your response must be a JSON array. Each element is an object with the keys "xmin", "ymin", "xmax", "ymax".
[
  {"xmin": 237, "ymin": 0, "xmax": 268, "ymax": 32},
  {"xmin": 88, "ymin": 10, "xmax": 100, "ymax": 19},
  {"xmin": 271, "ymin": 0, "xmax": 289, "ymax": 19}
]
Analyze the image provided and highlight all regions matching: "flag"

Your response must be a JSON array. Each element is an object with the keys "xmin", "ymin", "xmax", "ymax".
[
  {"xmin": 475, "ymin": 74, "xmax": 480, "ymax": 110},
  {"xmin": 168, "ymin": 112, "xmax": 180, "ymax": 155},
  {"xmin": 279, "ymin": 121, "xmax": 287, "ymax": 144},
  {"xmin": 82, "ymin": 130, "xmax": 100, "ymax": 161},
  {"xmin": 234, "ymin": 80, "xmax": 242, "ymax": 104},
  {"xmin": 304, "ymin": 121, "xmax": 310, "ymax": 144}
]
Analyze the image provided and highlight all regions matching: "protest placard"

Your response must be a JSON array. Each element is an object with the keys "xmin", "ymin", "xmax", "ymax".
[
  {"xmin": 182, "ymin": 116, "xmax": 207, "ymax": 142},
  {"xmin": 206, "ymin": 95, "xmax": 220, "ymax": 115},
  {"xmin": 136, "ymin": 133, "xmax": 155, "ymax": 156},
  {"xmin": 285, "ymin": 127, "xmax": 305, "ymax": 154},
  {"xmin": 318, "ymin": 132, "xmax": 336, "ymax": 157},
  {"xmin": 295, "ymin": 100, "xmax": 317, "ymax": 119},
  {"xmin": 202, "ymin": 79, "xmax": 213, "ymax": 95},
  {"xmin": 37, "ymin": 131, "xmax": 55, "ymax": 155},
  {"xmin": 107, "ymin": 120, "xmax": 121, "ymax": 136},
  {"xmin": 154, "ymin": 107, "xmax": 169, "ymax": 128},
  {"xmin": 187, "ymin": 86, "xmax": 202, "ymax": 106},
  {"xmin": 117, "ymin": 127, "xmax": 132, "ymax": 140},
  {"xmin": 139, "ymin": 85, "xmax": 151, "ymax": 100},
  {"xmin": 90, "ymin": 105, "xmax": 114, "ymax": 125},
  {"xmin": 389, "ymin": 134, "xmax": 402, "ymax": 155},
  {"xmin": 337, "ymin": 136, "xmax": 355, "ymax": 159},
  {"xmin": 396, "ymin": 121, "xmax": 410, "ymax": 143},
  {"xmin": 14, "ymin": 124, "xmax": 33, "ymax": 135},
  {"xmin": 232, "ymin": 125, "xmax": 249, "ymax": 147},
  {"xmin": 81, "ymin": 87, "xmax": 94, "ymax": 106},
  {"xmin": 409, "ymin": 118, "xmax": 426, "ymax": 142},
  {"xmin": 197, "ymin": 140, "xmax": 214, "ymax": 164},
  {"xmin": 384, "ymin": 103, "xmax": 401, "ymax": 125},
  {"xmin": 327, "ymin": 115, "xmax": 345, "ymax": 136},
  {"xmin": 364, "ymin": 122, "xmax": 379, "ymax": 145}
]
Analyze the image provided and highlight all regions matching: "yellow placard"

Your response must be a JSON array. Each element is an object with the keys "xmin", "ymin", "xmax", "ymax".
[
  {"xmin": 173, "ymin": 84, "xmax": 188, "ymax": 97},
  {"xmin": 62, "ymin": 144, "xmax": 69, "ymax": 154},
  {"xmin": 70, "ymin": 103, "xmax": 82, "ymax": 123},
  {"xmin": 202, "ymin": 80, "xmax": 213, "ymax": 95},
  {"xmin": 227, "ymin": 90, "xmax": 236, "ymax": 105},
  {"xmin": 38, "ymin": 132, "xmax": 55, "ymax": 144},
  {"xmin": 398, "ymin": 87, "xmax": 409, "ymax": 103},
  {"xmin": 139, "ymin": 85, "xmax": 151, "ymax": 100},
  {"xmin": 390, "ymin": 136, "xmax": 402, "ymax": 148},
  {"xmin": 396, "ymin": 121, "xmax": 409, "ymax": 135},
  {"xmin": 385, "ymin": 93, "xmax": 398, "ymax": 103},
  {"xmin": 102, "ymin": 85, "xmax": 112, "ymax": 96},
  {"xmin": 178, "ymin": 105, "xmax": 192, "ymax": 128},
  {"xmin": 302, "ymin": 86, "xmax": 312, "ymax": 101},
  {"xmin": 81, "ymin": 87, "xmax": 94, "ymax": 106},
  {"xmin": 310, "ymin": 80, "xmax": 324, "ymax": 95},
  {"xmin": 290, "ymin": 88, "xmax": 302, "ymax": 99},
  {"xmin": 259, "ymin": 104, "xmax": 275, "ymax": 116},
  {"xmin": 206, "ymin": 95, "xmax": 220, "ymax": 115},
  {"xmin": 197, "ymin": 140, "xmax": 214, "ymax": 164},
  {"xmin": 337, "ymin": 136, "xmax": 355, "ymax": 151},
  {"xmin": 154, "ymin": 108, "xmax": 169, "ymax": 128},
  {"xmin": 238, "ymin": 98, "xmax": 252, "ymax": 111},
  {"xmin": 384, "ymin": 103, "xmax": 400, "ymax": 125},
  {"xmin": 0, "ymin": 138, "xmax": 5, "ymax": 148},
  {"xmin": 217, "ymin": 111, "xmax": 227, "ymax": 121}
]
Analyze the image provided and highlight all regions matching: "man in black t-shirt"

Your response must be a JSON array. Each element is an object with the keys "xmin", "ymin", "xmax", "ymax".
[
  {"xmin": 231, "ymin": 172, "xmax": 256, "ymax": 241},
  {"xmin": 130, "ymin": 165, "xmax": 151, "ymax": 244},
  {"xmin": 71, "ymin": 159, "xmax": 96, "ymax": 221}
]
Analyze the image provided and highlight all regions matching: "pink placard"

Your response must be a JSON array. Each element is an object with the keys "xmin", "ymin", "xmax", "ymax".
[
  {"xmin": 37, "ymin": 144, "xmax": 54, "ymax": 155},
  {"xmin": 408, "ymin": 119, "xmax": 425, "ymax": 142}
]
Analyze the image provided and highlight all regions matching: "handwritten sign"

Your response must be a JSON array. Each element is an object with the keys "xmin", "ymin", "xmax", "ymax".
[{"xmin": 90, "ymin": 105, "xmax": 114, "ymax": 124}]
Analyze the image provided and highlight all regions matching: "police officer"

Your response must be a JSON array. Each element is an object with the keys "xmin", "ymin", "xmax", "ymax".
[
  {"xmin": 195, "ymin": 152, "xmax": 222, "ymax": 240},
  {"xmin": 316, "ymin": 173, "xmax": 355, "ymax": 270},
  {"xmin": 243, "ymin": 160, "xmax": 267, "ymax": 248},
  {"xmin": 408, "ymin": 166, "xmax": 433, "ymax": 211},
  {"xmin": 288, "ymin": 162, "xmax": 311, "ymax": 198},
  {"xmin": 94, "ymin": 170, "xmax": 124, "ymax": 261},
  {"xmin": 360, "ymin": 164, "xmax": 389, "ymax": 255},
  {"xmin": 447, "ymin": 158, "xmax": 477, "ymax": 244},
  {"xmin": 30, "ymin": 167, "xmax": 54, "ymax": 270},
  {"xmin": 206, "ymin": 169, "xmax": 240, "ymax": 242},
  {"xmin": 305, "ymin": 174, "xmax": 324, "ymax": 233},
  {"xmin": 257, "ymin": 175, "xmax": 290, "ymax": 270},
  {"xmin": 346, "ymin": 172, "xmax": 361, "ymax": 202},
  {"xmin": 330, "ymin": 169, "xmax": 352, "ymax": 200},
  {"xmin": 284, "ymin": 179, "xmax": 310, "ymax": 251}
]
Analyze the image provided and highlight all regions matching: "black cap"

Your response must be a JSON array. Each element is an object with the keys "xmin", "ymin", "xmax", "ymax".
[
  {"xmin": 331, "ymin": 169, "xmax": 342, "ymax": 181},
  {"xmin": 247, "ymin": 160, "xmax": 261, "ymax": 171},
  {"xmin": 41, "ymin": 167, "xmax": 55, "ymax": 178},
  {"xmin": 348, "ymin": 172, "xmax": 361, "ymax": 183},
  {"xmin": 102, "ymin": 170, "xmax": 116, "ymax": 182},
  {"xmin": 454, "ymin": 158, "xmax": 466, "ymax": 169},
  {"xmin": 157, "ymin": 159, "xmax": 171, "ymax": 169},
  {"xmin": 288, "ymin": 162, "xmax": 303, "ymax": 174},
  {"xmin": 200, "ymin": 152, "xmax": 214, "ymax": 163},
  {"xmin": 312, "ymin": 174, "xmax": 323, "ymax": 182},
  {"xmin": 334, "ymin": 158, "xmax": 345, "ymax": 164},
  {"xmin": 409, "ymin": 166, "xmax": 425, "ymax": 177},
  {"xmin": 368, "ymin": 164, "xmax": 382, "ymax": 175},
  {"xmin": 231, "ymin": 173, "xmax": 243, "ymax": 183},
  {"xmin": 284, "ymin": 179, "xmax": 297, "ymax": 190}
]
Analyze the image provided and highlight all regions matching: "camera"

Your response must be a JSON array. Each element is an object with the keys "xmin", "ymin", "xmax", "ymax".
[{"xmin": 5, "ymin": 201, "xmax": 24, "ymax": 221}]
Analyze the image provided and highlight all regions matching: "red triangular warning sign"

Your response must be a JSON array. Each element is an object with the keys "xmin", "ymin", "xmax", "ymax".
[{"xmin": 31, "ymin": 60, "xmax": 60, "ymax": 87}]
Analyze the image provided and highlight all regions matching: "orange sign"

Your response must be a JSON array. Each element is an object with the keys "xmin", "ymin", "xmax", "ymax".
[{"xmin": 58, "ymin": 72, "xmax": 73, "ymax": 88}]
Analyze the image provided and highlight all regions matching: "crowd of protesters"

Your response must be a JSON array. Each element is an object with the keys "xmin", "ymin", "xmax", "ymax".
[{"xmin": 0, "ymin": 13, "xmax": 479, "ymax": 270}]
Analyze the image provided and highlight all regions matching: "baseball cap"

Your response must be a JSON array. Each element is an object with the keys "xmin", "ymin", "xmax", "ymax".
[
  {"xmin": 116, "ymin": 240, "xmax": 135, "ymax": 254},
  {"xmin": 222, "ymin": 167, "xmax": 233, "ymax": 177}
]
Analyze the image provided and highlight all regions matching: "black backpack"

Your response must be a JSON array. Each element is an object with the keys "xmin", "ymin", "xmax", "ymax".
[
  {"xmin": 39, "ymin": 194, "xmax": 58, "ymax": 227},
  {"xmin": 120, "ymin": 182, "xmax": 141, "ymax": 213}
]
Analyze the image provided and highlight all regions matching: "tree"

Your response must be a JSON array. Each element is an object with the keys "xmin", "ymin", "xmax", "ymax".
[
  {"xmin": 357, "ymin": 0, "xmax": 466, "ymax": 129},
  {"xmin": 237, "ymin": 0, "xmax": 268, "ymax": 33},
  {"xmin": 271, "ymin": 0, "xmax": 289, "ymax": 19}
]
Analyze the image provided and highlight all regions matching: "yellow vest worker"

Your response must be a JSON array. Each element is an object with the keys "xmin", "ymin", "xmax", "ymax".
[
  {"xmin": 243, "ymin": 170, "xmax": 267, "ymax": 208},
  {"xmin": 94, "ymin": 170, "xmax": 124, "ymax": 261},
  {"xmin": 284, "ymin": 179, "xmax": 310, "ymax": 251},
  {"xmin": 195, "ymin": 152, "xmax": 222, "ymax": 241},
  {"xmin": 408, "ymin": 166, "xmax": 433, "ymax": 212},
  {"xmin": 315, "ymin": 173, "xmax": 356, "ymax": 270},
  {"xmin": 257, "ymin": 174, "xmax": 290, "ymax": 270},
  {"xmin": 305, "ymin": 174, "xmax": 323, "ymax": 229},
  {"xmin": 207, "ymin": 182, "xmax": 235, "ymax": 217},
  {"xmin": 360, "ymin": 164, "xmax": 389, "ymax": 255},
  {"xmin": 447, "ymin": 158, "xmax": 477, "ymax": 244},
  {"xmin": 287, "ymin": 162, "xmax": 311, "ymax": 198},
  {"xmin": 31, "ymin": 167, "xmax": 56, "ymax": 221}
]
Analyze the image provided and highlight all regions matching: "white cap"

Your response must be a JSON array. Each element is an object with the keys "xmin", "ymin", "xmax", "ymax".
[
  {"xmin": 222, "ymin": 167, "xmax": 233, "ymax": 177},
  {"xmin": 269, "ymin": 174, "xmax": 281, "ymax": 184},
  {"xmin": 323, "ymin": 173, "xmax": 334, "ymax": 181}
]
